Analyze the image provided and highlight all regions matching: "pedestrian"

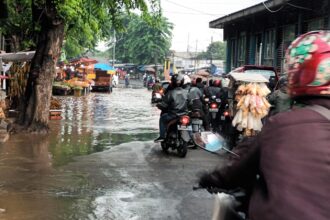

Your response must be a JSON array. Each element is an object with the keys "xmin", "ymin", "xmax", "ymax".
[
  {"xmin": 198, "ymin": 31, "xmax": 330, "ymax": 220},
  {"xmin": 268, "ymin": 76, "xmax": 291, "ymax": 115},
  {"xmin": 125, "ymin": 74, "xmax": 130, "ymax": 88}
]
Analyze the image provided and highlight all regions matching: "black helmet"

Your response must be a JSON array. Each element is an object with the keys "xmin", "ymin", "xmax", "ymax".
[
  {"xmin": 171, "ymin": 74, "xmax": 184, "ymax": 87},
  {"xmin": 278, "ymin": 76, "xmax": 288, "ymax": 88}
]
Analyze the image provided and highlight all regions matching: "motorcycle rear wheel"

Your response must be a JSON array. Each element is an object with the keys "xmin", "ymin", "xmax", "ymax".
[{"xmin": 177, "ymin": 141, "xmax": 187, "ymax": 158}]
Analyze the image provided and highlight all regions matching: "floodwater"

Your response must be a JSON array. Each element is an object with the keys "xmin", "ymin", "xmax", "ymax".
[{"xmin": 0, "ymin": 87, "xmax": 160, "ymax": 220}]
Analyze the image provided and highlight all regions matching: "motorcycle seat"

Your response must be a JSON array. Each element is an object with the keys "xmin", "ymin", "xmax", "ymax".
[{"xmin": 167, "ymin": 118, "xmax": 179, "ymax": 129}]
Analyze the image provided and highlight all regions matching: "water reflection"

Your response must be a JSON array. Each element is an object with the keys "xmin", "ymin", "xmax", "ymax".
[
  {"xmin": 0, "ymin": 88, "xmax": 159, "ymax": 219},
  {"xmin": 48, "ymin": 89, "xmax": 159, "ymax": 166}
]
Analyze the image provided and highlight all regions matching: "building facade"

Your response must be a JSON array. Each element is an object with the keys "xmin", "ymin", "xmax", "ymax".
[{"xmin": 210, "ymin": 0, "xmax": 330, "ymax": 73}]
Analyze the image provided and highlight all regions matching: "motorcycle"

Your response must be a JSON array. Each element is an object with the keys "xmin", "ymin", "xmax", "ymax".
[
  {"xmin": 151, "ymin": 89, "xmax": 164, "ymax": 104},
  {"xmin": 147, "ymin": 81, "xmax": 155, "ymax": 90},
  {"xmin": 219, "ymin": 103, "xmax": 239, "ymax": 149},
  {"xmin": 161, "ymin": 114, "xmax": 192, "ymax": 157},
  {"xmin": 192, "ymin": 135, "xmax": 247, "ymax": 220},
  {"xmin": 193, "ymin": 186, "xmax": 247, "ymax": 220},
  {"xmin": 205, "ymin": 96, "xmax": 221, "ymax": 131}
]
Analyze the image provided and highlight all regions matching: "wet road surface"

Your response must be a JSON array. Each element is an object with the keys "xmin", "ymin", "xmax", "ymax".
[{"xmin": 0, "ymin": 86, "xmax": 224, "ymax": 219}]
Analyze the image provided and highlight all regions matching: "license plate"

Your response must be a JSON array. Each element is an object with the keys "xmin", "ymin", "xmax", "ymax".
[
  {"xmin": 154, "ymin": 93, "xmax": 162, "ymax": 98},
  {"xmin": 178, "ymin": 125, "xmax": 192, "ymax": 131},
  {"xmin": 192, "ymin": 119, "xmax": 203, "ymax": 125},
  {"xmin": 221, "ymin": 116, "xmax": 225, "ymax": 120},
  {"xmin": 209, "ymin": 109, "xmax": 218, "ymax": 113}
]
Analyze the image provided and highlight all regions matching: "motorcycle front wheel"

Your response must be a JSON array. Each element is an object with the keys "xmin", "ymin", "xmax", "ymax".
[{"xmin": 161, "ymin": 142, "xmax": 169, "ymax": 153}]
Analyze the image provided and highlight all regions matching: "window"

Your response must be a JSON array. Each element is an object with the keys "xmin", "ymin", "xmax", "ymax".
[
  {"xmin": 281, "ymin": 25, "xmax": 296, "ymax": 72},
  {"xmin": 307, "ymin": 18, "xmax": 324, "ymax": 31},
  {"xmin": 237, "ymin": 33, "xmax": 246, "ymax": 66},
  {"xmin": 230, "ymin": 38, "xmax": 237, "ymax": 70},
  {"xmin": 263, "ymin": 29, "xmax": 275, "ymax": 66}
]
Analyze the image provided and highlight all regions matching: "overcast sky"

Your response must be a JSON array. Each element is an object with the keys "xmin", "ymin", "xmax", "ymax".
[{"xmin": 161, "ymin": 0, "xmax": 264, "ymax": 52}]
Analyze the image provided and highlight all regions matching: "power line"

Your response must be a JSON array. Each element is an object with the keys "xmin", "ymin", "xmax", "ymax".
[
  {"xmin": 287, "ymin": 2, "xmax": 313, "ymax": 11},
  {"xmin": 164, "ymin": 0, "xmax": 218, "ymax": 16},
  {"xmin": 163, "ymin": 10, "xmax": 226, "ymax": 16},
  {"xmin": 262, "ymin": 1, "xmax": 285, "ymax": 13}
]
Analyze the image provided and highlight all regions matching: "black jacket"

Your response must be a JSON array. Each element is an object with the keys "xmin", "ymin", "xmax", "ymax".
[{"xmin": 157, "ymin": 87, "xmax": 188, "ymax": 115}]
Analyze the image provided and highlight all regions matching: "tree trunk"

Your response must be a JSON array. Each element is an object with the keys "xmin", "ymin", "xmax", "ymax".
[{"xmin": 18, "ymin": 2, "xmax": 64, "ymax": 132}]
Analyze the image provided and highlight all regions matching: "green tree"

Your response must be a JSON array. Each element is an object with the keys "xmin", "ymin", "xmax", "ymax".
[
  {"xmin": 2, "ymin": 0, "xmax": 159, "ymax": 132},
  {"xmin": 112, "ymin": 13, "xmax": 172, "ymax": 65},
  {"xmin": 197, "ymin": 41, "xmax": 226, "ymax": 60}
]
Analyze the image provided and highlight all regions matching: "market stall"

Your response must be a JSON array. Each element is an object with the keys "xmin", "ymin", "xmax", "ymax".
[{"xmin": 228, "ymin": 72, "xmax": 271, "ymax": 137}]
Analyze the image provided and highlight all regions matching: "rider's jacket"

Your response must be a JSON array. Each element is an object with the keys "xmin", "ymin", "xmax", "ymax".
[
  {"xmin": 157, "ymin": 87, "xmax": 188, "ymax": 115},
  {"xmin": 205, "ymin": 86, "xmax": 221, "ymax": 98},
  {"xmin": 200, "ymin": 98, "xmax": 330, "ymax": 220},
  {"xmin": 187, "ymin": 86, "xmax": 203, "ymax": 111}
]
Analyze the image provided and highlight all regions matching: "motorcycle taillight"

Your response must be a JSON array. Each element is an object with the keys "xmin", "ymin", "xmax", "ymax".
[
  {"xmin": 210, "ymin": 103, "xmax": 217, "ymax": 109},
  {"xmin": 180, "ymin": 115, "xmax": 190, "ymax": 126},
  {"xmin": 224, "ymin": 111, "xmax": 230, "ymax": 116}
]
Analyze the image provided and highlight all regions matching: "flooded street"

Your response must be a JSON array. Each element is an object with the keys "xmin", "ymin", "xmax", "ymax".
[{"xmin": 0, "ymin": 86, "xmax": 221, "ymax": 220}]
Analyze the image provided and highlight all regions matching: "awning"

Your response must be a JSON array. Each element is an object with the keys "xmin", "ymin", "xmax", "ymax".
[
  {"xmin": 229, "ymin": 72, "xmax": 269, "ymax": 83},
  {"xmin": 94, "ymin": 63, "xmax": 116, "ymax": 74},
  {"xmin": 0, "ymin": 51, "xmax": 35, "ymax": 62}
]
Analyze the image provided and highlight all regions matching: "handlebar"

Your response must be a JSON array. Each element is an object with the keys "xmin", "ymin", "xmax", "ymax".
[{"xmin": 193, "ymin": 185, "xmax": 246, "ymax": 198}]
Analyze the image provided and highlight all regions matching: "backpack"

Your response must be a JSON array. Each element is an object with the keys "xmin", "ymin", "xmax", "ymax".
[{"xmin": 306, "ymin": 105, "xmax": 330, "ymax": 121}]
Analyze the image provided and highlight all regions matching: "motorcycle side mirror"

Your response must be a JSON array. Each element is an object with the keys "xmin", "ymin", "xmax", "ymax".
[{"xmin": 193, "ymin": 132, "xmax": 239, "ymax": 157}]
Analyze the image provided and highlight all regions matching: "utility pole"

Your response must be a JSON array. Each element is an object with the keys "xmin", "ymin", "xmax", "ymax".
[
  {"xmin": 210, "ymin": 36, "xmax": 213, "ymax": 65},
  {"xmin": 187, "ymin": 33, "xmax": 190, "ymax": 53},
  {"xmin": 112, "ymin": 29, "xmax": 116, "ymax": 66},
  {"xmin": 194, "ymin": 40, "xmax": 198, "ymax": 72}
]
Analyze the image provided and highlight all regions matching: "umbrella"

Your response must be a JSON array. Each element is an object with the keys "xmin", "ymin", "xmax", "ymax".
[
  {"xmin": 145, "ymin": 67, "xmax": 156, "ymax": 72},
  {"xmin": 196, "ymin": 69, "xmax": 210, "ymax": 77}
]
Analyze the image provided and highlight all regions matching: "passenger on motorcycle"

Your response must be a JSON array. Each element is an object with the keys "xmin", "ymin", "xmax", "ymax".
[
  {"xmin": 188, "ymin": 79, "xmax": 210, "ymax": 131},
  {"xmin": 154, "ymin": 74, "xmax": 188, "ymax": 143},
  {"xmin": 198, "ymin": 31, "xmax": 330, "ymax": 220},
  {"xmin": 152, "ymin": 79, "xmax": 162, "ymax": 92},
  {"xmin": 182, "ymin": 75, "xmax": 192, "ymax": 90}
]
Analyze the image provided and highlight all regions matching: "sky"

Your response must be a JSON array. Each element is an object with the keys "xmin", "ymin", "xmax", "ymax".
[
  {"xmin": 161, "ymin": 0, "xmax": 265, "ymax": 52},
  {"xmin": 96, "ymin": 0, "xmax": 265, "ymax": 52}
]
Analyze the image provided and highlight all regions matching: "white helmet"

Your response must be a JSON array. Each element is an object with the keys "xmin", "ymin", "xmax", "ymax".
[{"xmin": 183, "ymin": 75, "xmax": 191, "ymax": 85}]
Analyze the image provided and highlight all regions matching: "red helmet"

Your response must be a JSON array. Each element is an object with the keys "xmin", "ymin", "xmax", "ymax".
[
  {"xmin": 285, "ymin": 31, "xmax": 330, "ymax": 98},
  {"xmin": 191, "ymin": 78, "xmax": 197, "ymax": 86},
  {"xmin": 213, "ymin": 79, "xmax": 221, "ymax": 87}
]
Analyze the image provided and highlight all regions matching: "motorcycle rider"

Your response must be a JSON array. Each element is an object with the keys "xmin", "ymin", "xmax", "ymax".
[
  {"xmin": 268, "ymin": 76, "xmax": 291, "ymax": 115},
  {"xmin": 196, "ymin": 77, "xmax": 205, "ymax": 95},
  {"xmin": 154, "ymin": 74, "xmax": 188, "ymax": 142},
  {"xmin": 205, "ymin": 79, "xmax": 223, "ymax": 99},
  {"xmin": 198, "ymin": 31, "xmax": 330, "ymax": 220}
]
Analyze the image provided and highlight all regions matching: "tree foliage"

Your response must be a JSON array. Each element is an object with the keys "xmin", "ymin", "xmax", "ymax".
[
  {"xmin": 197, "ymin": 41, "xmax": 226, "ymax": 60},
  {"xmin": 108, "ymin": 13, "xmax": 173, "ymax": 65},
  {"xmin": 1, "ymin": 0, "xmax": 159, "ymax": 132}
]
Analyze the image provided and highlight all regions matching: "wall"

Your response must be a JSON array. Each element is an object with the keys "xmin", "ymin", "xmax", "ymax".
[{"xmin": 222, "ymin": 0, "xmax": 330, "ymax": 73}]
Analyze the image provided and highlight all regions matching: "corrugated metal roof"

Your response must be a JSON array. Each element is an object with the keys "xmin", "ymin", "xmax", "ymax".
[{"xmin": 209, "ymin": 0, "xmax": 289, "ymax": 29}]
